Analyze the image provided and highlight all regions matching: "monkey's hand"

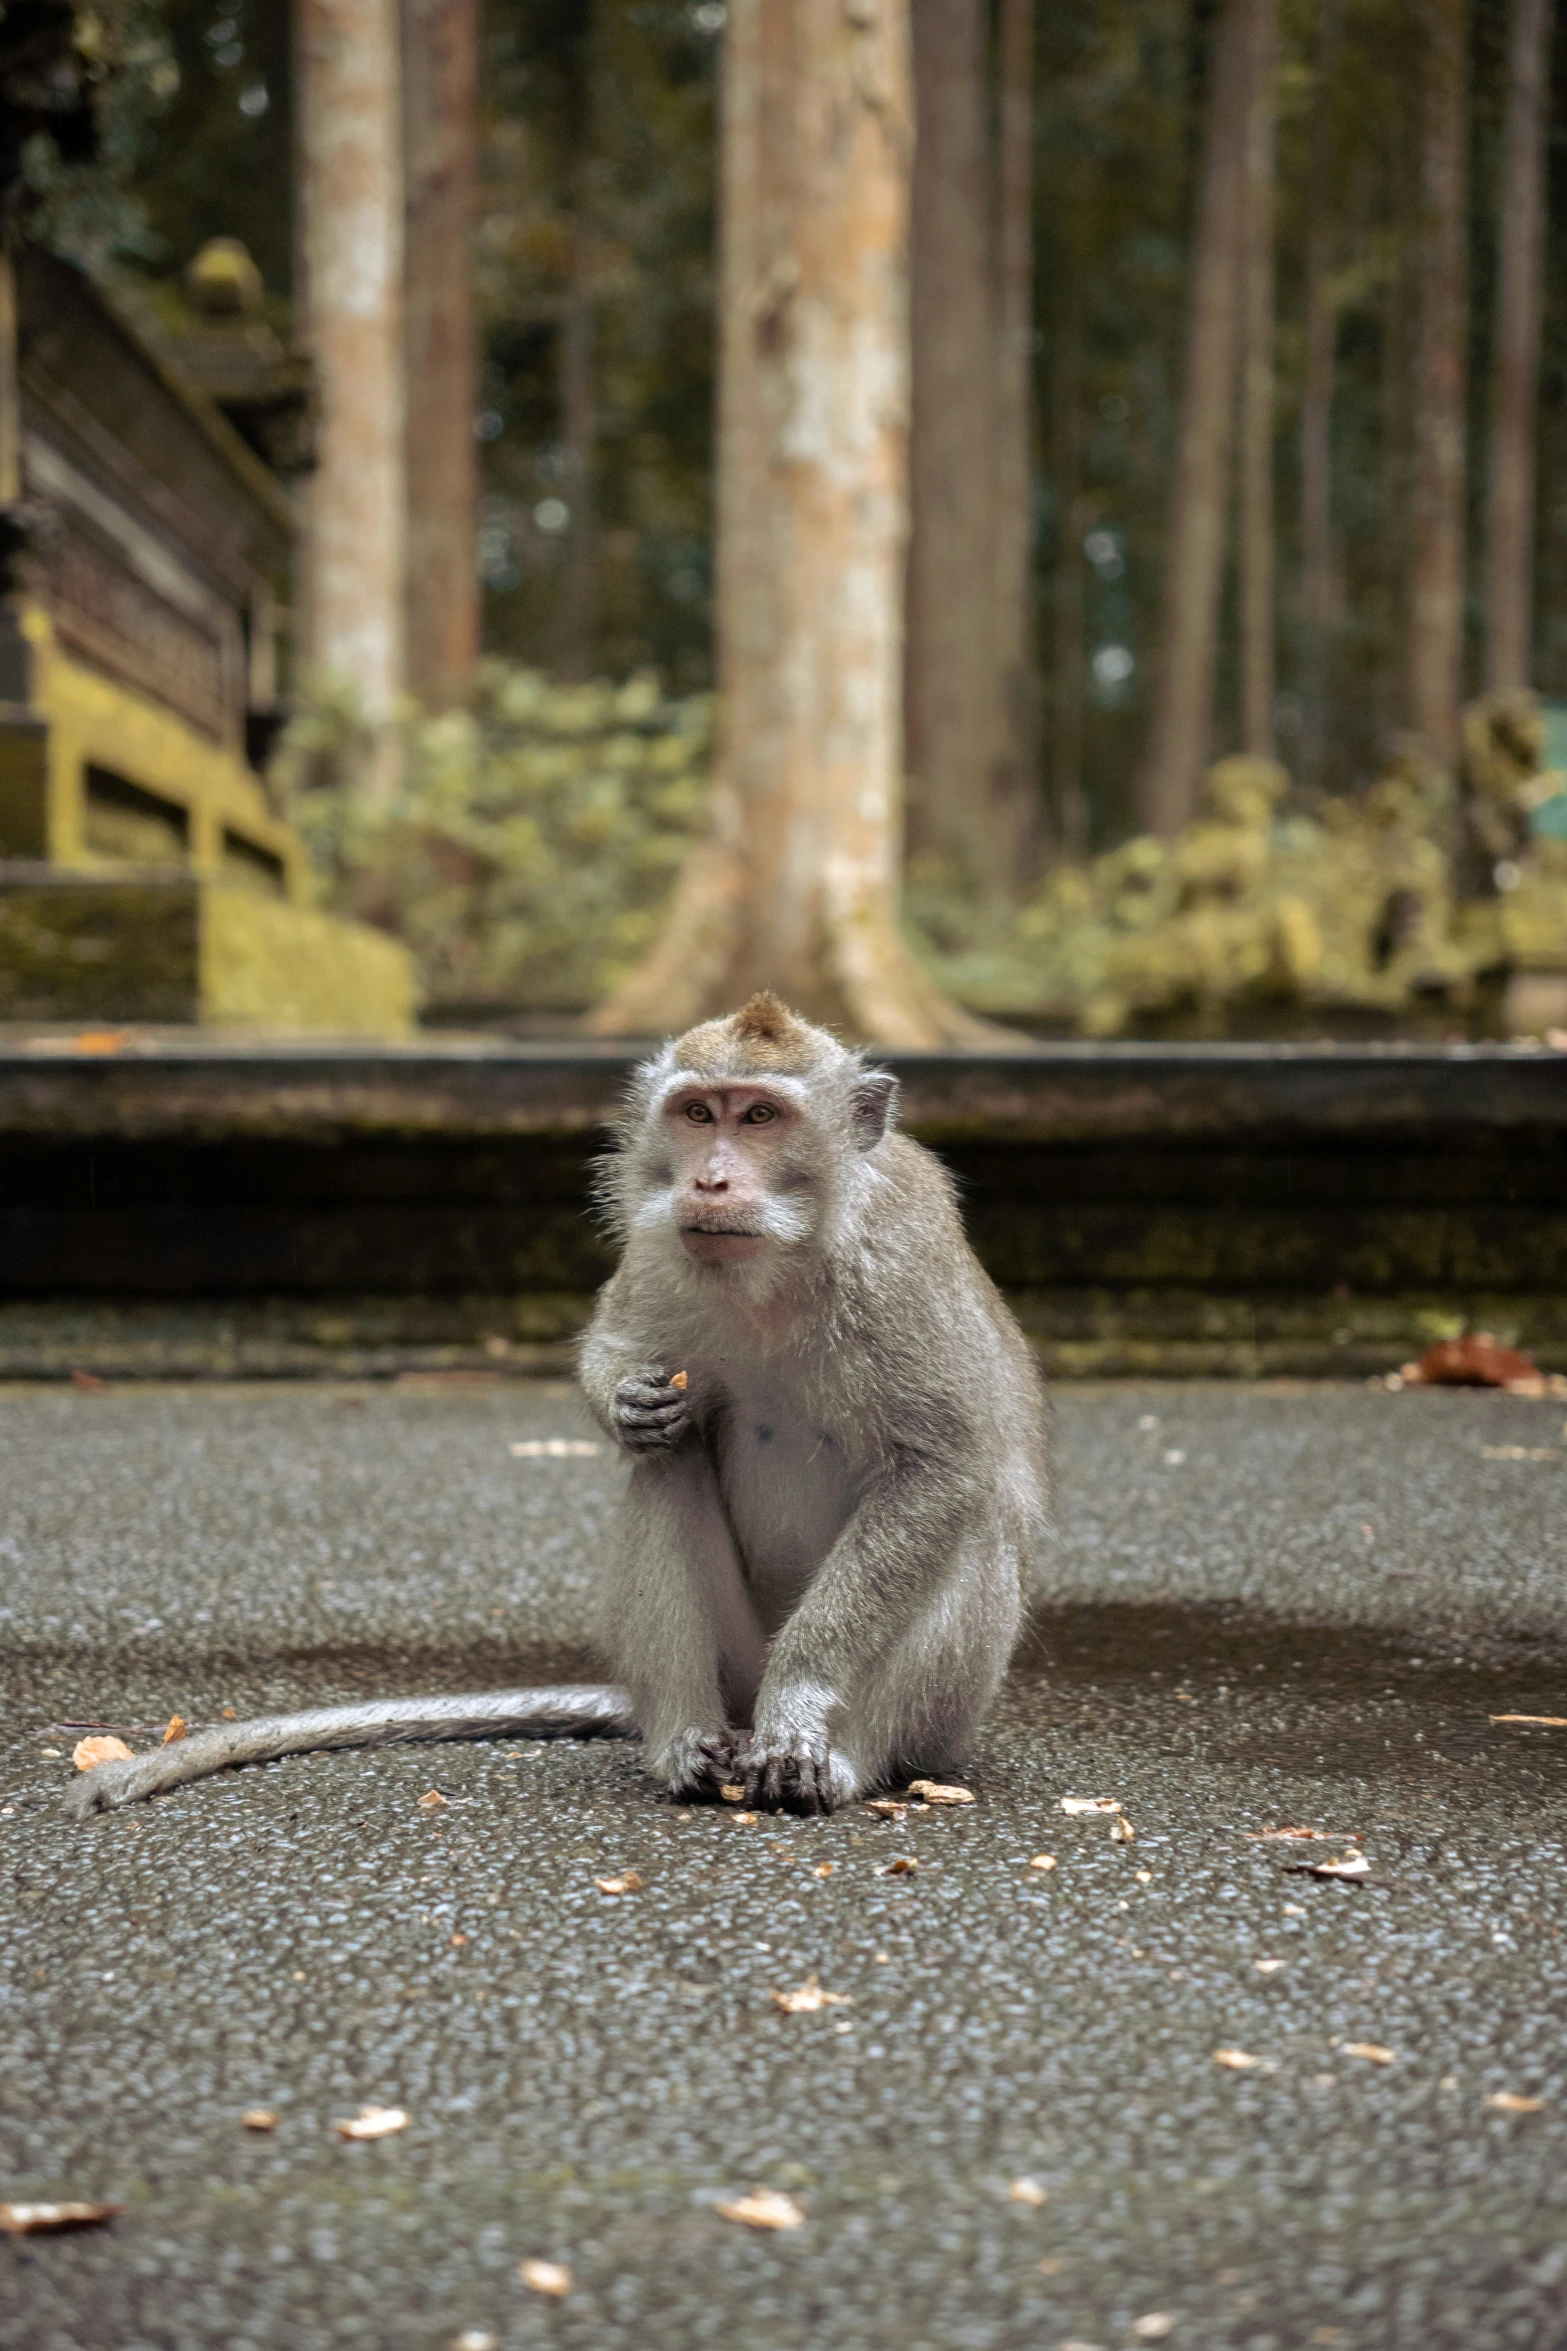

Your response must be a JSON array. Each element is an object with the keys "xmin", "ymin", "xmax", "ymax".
[
  {"xmin": 611, "ymin": 1366, "xmax": 690, "ymax": 1453},
  {"xmin": 743, "ymin": 1732, "xmax": 853, "ymax": 1817},
  {"xmin": 660, "ymin": 1726, "xmax": 742, "ymax": 1802}
]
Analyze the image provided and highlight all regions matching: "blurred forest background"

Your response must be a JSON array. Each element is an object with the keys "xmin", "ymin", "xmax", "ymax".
[{"xmin": 17, "ymin": 0, "xmax": 1567, "ymax": 1037}]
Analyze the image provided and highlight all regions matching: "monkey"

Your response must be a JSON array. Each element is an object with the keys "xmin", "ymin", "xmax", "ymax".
[{"xmin": 66, "ymin": 993, "xmax": 1048, "ymax": 1820}]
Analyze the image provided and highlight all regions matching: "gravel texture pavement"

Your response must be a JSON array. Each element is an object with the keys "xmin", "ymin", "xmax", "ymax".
[{"xmin": 2, "ymin": 1378, "xmax": 1565, "ymax": 2351}]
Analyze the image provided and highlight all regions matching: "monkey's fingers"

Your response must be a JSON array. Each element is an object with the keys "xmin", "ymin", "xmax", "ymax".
[{"xmin": 745, "ymin": 1740, "xmax": 836, "ymax": 1817}]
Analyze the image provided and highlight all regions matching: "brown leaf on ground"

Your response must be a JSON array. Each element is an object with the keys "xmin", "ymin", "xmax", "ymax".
[
  {"xmin": 1060, "ymin": 1796, "xmax": 1121, "ymax": 1815},
  {"xmin": 1485, "ymin": 2091, "xmax": 1545, "ymax": 2113},
  {"xmin": 883, "ymin": 1856, "xmax": 919, "ymax": 1875},
  {"xmin": 1491, "ymin": 1714, "xmax": 1567, "ymax": 1728},
  {"xmin": 1341, "ymin": 2042, "xmax": 1396, "ymax": 2065},
  {"xmin": 594, "ymin": 1872, "xmax": 643, "ymax": 1896},
  {"xmin": 907, "ymin": 1779, "xmax": 974, "ymax": 1806},
  {"xmin": 1288, "ymin": 1852, "xmax": 1372, "ymax": 1880},
  {"xmin": 0, "ymin": 2200, "xmax": 119, "ymax": 2234},
  {"xmin": 416, "ymin": 1790, "xmax": 448, "ymax": 1809},
  {"xmin": 1399, "ymin": 1334, "xmax": 1538, "ymax": 1387},
  {"xmin": 240, "ymin": 2108, "xmax": 278, "ymax": 2130},
  {"xmin": 813, "ymin": 1862, "xmax": 834, "ymax": 1878},
  {"xmin": 770, "ymin": 1976, "xmax": 851, "ymax": 2015},
  {"xmin": 1212, "ymin": 2048, "xmax": 1269, "ymax": 2071},
  {"xmin": 1007, "ymin": 2177, "xmax": 1047, "ymax": 2206},
  {"xmin": 72, "ymin": 1736, "xmax": 133, "ymax": 1771},
  {"xmin": 866, "ymin": 1798, "xmax": 909, "ymax": 1819},
  {"xmin": 520, "ymin": 2259, "xmax": 572, "ymax": 2297},
  {"xmin": 162, "ymin": 1716, "xmax": 188, "ymax": 1745},
  {"xmin": 713, "ymin": 2188, "xmax": 805, "ymax": 2230},
  {"xmin": 332, "ymin": 2106, "xmax": 409, "ymax": 2140},
  {"xmin": 1110, "ymin": 1815, "xmax": 1137, "ymax": 1843}
]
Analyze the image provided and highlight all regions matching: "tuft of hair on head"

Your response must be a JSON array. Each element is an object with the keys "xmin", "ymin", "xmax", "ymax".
[{"xmin": 673, "ymin": 991, "xmax": 830, "ymax": 1079}]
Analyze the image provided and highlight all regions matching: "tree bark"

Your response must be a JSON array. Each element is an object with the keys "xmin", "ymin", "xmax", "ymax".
[
  {"xmin": 1406, "ymin": 0, "xmax": 1469, "ymax": 757},
  {"xmin": 989, "ymin": 0, "xmax": 1038, "ymax": 883},
  {"xmin": 401, "ymin": 0, "xmax": 479, "ymax": 710},
  {"xmin": 1134, "ymin": 0, "xmax": 1252, "ymax": 837},
  {"xmin": 1049, "ymin": 269, "xmax": 1088, "ymax": 860},
  {"xmin": 296, "ymin": 0, "xmax": 405, "ymax": 770},
  {"xmin": 588, "ymin": 0, "xmax": 994, "ymax": 1046},
  {"xmin": 1237, "ymin": 0, "xmax": 1276, "ymax": 760},
  {"xmin": 557, "ymin": 3, "xmax": 596, "ymax": 683},
  {"xmin": 904, "ymin": 0, "xmax": 997, "ymax": 891},
  {"xmin": 1483, "ymin": 0, "xmax": 1553, "ymax": 694},
  {"xmin": 1297, "ymin": 0, "xmax": 1340, "ymax": 791}
]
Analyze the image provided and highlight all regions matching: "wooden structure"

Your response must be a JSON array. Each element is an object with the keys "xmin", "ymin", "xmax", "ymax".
[{"xmin": 0, "ymin": 245, "xmax": 412, "ymax": 1036}]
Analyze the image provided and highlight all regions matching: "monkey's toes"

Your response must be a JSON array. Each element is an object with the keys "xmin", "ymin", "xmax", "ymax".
[
  {"xmin": 664, "ymin": 1727, "xmax": 739, "ymax": 1800},
  {"xmin": 744, "ymin": 1741, "xmax": 838, "ymax": 1816}
]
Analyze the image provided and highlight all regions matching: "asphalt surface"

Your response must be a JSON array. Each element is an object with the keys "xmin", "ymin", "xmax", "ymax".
[{"xmin": 2, "ymin": 1378, "xmax": 1566, "ymax": 2351}]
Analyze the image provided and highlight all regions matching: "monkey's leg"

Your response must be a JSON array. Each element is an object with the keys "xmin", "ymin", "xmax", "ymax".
[
  {"xmin": 605, "ymin": 1454, "xmax": 766, "ymax": 1799},
  {"xmin": 64, "ymin": 1686, "xmax": 635, "ymax": 1818}
]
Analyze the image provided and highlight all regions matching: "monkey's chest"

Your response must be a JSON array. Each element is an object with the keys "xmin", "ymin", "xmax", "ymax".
[{"xmin": 714, "ymin": 1389, "xmax": 859, "ymax": 1623}]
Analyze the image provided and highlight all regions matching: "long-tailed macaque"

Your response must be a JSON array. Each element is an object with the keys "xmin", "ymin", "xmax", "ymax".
[{"xmin": 67, "ymin": 995, "xmax": 1048, "ymax": 1820}]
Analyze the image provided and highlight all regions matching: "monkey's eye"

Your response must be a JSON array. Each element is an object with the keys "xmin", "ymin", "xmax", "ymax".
[
  {"xmin": 684, "ymin": 1100, "xmax": 715, "ymax": 1123},
  {"xmin": 741, "ymin": 1103, "xmax": 777, "ymax": 1125}
]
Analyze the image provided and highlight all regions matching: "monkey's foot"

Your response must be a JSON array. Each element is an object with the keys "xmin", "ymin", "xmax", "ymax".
[
  {"xmin": 660, "ymin": 1727, "xmax": 742, "ymax": 1802},
  {"xmin": 743, "ymin": 1737, "xmax": 856, "ymax": 1817}
]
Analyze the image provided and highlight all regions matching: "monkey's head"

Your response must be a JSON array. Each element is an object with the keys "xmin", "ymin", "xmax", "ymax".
[{"xmin": 609, "ymin": 992, "xmax": 899, "ymax": 1276}]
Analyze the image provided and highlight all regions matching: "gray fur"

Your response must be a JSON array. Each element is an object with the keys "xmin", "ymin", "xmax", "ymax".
[
  {"xmin": 579, "ymin": 1005, "xmax": 1050, "ymax": 1814},
  {"xmin": 64, "ymin": 1688, "xmax": 634, "ymax": 1816}
]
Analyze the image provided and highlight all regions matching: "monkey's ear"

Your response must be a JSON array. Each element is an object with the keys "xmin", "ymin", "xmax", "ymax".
[{"xmin": 850, "ymin": 1070, "xmax": 899, "ymax": 1150}]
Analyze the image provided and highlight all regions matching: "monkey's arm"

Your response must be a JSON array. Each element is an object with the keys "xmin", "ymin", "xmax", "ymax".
[
  {"xmin": 579, "ymin": 1277, "xmax": 691, "ymax": 1450},
  {"xmin": 64, "ymin": 1686, "xmax": 635, "ymax": 1817}
]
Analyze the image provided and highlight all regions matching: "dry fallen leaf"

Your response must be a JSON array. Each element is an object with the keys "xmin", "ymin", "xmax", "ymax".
[
  {"xmin": 333, "ymin": 2106, "xmax": 409, "ymax": 2141},
  {"xmin": 220, "ymin": 1706, "xmax": 237, "ymax": 1720},
  {"xmin": 884, "ymin": 1855, "xmax": 919, "ymax": 1875},
  {"xmin": 416, "ymin": 1790, "xmax": 448, "ymax": 1809},
  {"xmin": 72, "ymin": 1736, "xmax": 133, "ymax": 1771},
  {"xmin": 770, "ymin": 1976, "xmax": 851, "ymax": 2015},
  {"xmin": 1341, "ymin": 2042, "xmax": 1396, "ymax": 2065},
  {"xmin": 240, "ymin": 2108, "xmax": 278, "ymax": 2131},
  {"xmin": 714, "ymin": 2188, "xmax": 805, "ymax": 2231},
  {"xmin": 1060, "ymin": 1796, "xmax": 1121, "ymax": 1815},
  {"xmin": 1007, "ymin": 2177, "xmax": 1047, "ymax": 2207},
  {"xmin": 1289, "ymin": 1852, "xmax": 1372, "ymax": 1880},
  {"xmin": 1490, "ymin": 1714, "xmax": 1567, "ymax": 1728},
  {"xmin": 719, "ymin": 1783, "xmax": 746, "ymax": 1803},
  {"xmin": 594, "ymin": 1871, "xmax": 643, "ymax": 1896},
  {"xmin": 1400, "ymin": 1334, "xmax": 1539, "ymax": 1387},
  {"xmin": 1029, "ymin": 1854, "xmax": 1057, "ymax": 1872},
  {"xmin": 813, "ymin": 1862, "xmax": 834, "ymax": 1878},
  {"xmin": 866, "ymin": 1798, "xmax": 909, "ymax": 1820},
  {"xmin": 907, "ymin": 1779, "xmax": 974, "ymax": 1806},
  {"xmin": 669, "ymin": 1370, "xmax": 689, "ymax": 1391},
  {"xmin": 162, "ymin": 1716, "xmax": 188, "ymax": 1745},
  {"xmin": 0, "ymin": 2200, "xmax": 119, "ymax": 2235},
  {"xmin": 1110, "ymin": 1815, "xmax": 1136, "ymax": 1843},
  {"xmin": 1212, "ymin": 2048, "xmax": 1268, "ymax": 2071},
  {"xmin": 520, "ymin": 2259, "xmax": 572, "ymax": 2297},
  {"xmin": 1485, "ymin": 2091, "xmax": 1545, "ymax": 2114}
]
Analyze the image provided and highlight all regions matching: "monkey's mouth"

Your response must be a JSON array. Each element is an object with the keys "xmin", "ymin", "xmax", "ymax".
[{"xmin": 679, "ymin": 1221, "xmax": 768, "ymax": 1262}]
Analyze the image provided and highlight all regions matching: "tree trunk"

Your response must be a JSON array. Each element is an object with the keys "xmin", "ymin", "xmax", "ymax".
[
  {"xmin": 1483, "ymin": 0, "xmax": 1553, "ymax": 694},
  {"xmin": 1237, "ymin": 0, "xmax": 1276, "ymax": 761},
  {"xmin": 904, "ymin": 0, "xmax": 996, "ymax": 890},
  {"xmin": 989, "ymin": 0, "xmax": 1038, "ymax": 883},
  {"xmin": 296, "ymin": 0, "xmax": 405, "ymax": 779},
  {"xmin": 1297, "ymin": 0, "xmax": 1340, "ymax": 791},
  {"xmin": 1134, "ymin": 0, "xmax": 1252, "ymax": 837},
  {"xmin": 1049, "ymin": 269, "xmax": 1089, "ymax": 860},
  {"xmin": 588, "ymin": 0, "xmax": 993, "ymax": 1046},
  {"xmin": 557, "ymin": 4, "xmax": 597, "ymax": 683},
  {"xmin": 1406, "ymin": 0, "xmax": 1469, "ymax": 757},
  {"xmin": 401, "ymin": 0, "xmax": 479, "ymax": 710}
]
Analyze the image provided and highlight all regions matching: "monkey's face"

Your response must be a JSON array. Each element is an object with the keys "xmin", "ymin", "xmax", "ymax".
[{"xmin": 663, "ymin": 1083, "xmax": 814, "ymax": 1267}]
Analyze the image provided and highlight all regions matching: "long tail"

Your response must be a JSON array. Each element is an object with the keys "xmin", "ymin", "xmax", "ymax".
[{"xmin": 64, "ymin": 1686, "xmax": 638, "ymax": 1817}]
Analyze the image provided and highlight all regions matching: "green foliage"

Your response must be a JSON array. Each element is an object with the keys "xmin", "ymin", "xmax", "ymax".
[{"xmin": 274, "ymin": 664, "xmax": 713, "ymax": 1016}]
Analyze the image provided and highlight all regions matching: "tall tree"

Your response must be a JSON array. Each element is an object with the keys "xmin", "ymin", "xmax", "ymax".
[
  {"xmin": 402, "ymin": 0, "xmax": 480, "ymax": 708},
  {"xmin": 904, "ymin": 0, "xmax": 996, "ymax": 888},
  {"xmin": 1405, "ymin": 0, "xmax": 1469, "ymax": 756},
  {"xmin": 1134, "ymin": 0, "xmax": 1253, "ymax": 837},
  {"xmin": 1237, "ymin": 0, "xmax": 1276, "ymax": 760},
  {"xmin": 1048, "ymin": 265, "xmax": 1089, "ymax": 859},
  {"xmin": 1483, "ymin": 0, "xmax": 1554, "ymax": 694},
  {"xmin": 296, "ymin": 0, "xmax": 405, "ymax": 778},
  {"xmin": 556, "ymin": 1, "xmax": 596, "ymax": 681},
  {"xmin": 990, "ymin": 0, "xmax": 1038, "ymax": 880},
  {"xmin": 589, "ymin": 0, "xmax": 989, "ymax": 1045},
  {"xmin": 1297, "ymin": 0, "xmax": 1341, "ymax": 790}
]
